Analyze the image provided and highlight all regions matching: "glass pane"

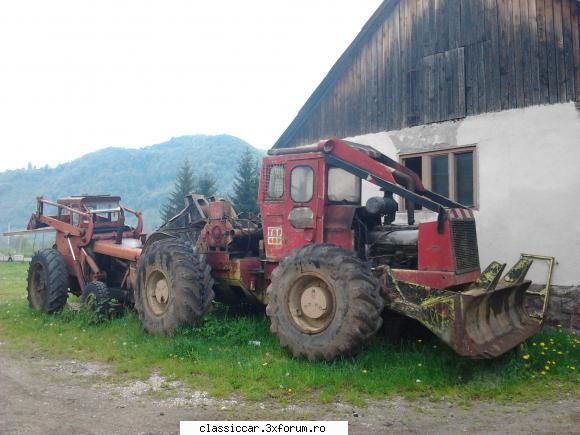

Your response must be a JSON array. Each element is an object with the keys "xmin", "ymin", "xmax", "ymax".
[
  {"xmin": 327, "ymin": 167, "xmax": 361, "ymax": 203},
  {"xmin": 266, "ymin": 165, "xmax": 284, "ymax": 199},
  {"xmin": 431, "ymin": 155, "xmax": 449, "ymax": 197},
  {"xmin": 85, "ymin": 202, "xmax": 120, "ymax": 212},
  {"xmin": 291, "ymin": 166, "xmax": 314, "ymax": 202},
  {"xmin": 404, "ymin": 156, "xmax": 422, "ymax": 179},
  {"xmin": 455, "ymin": 151, "xmax": 474, "ymax": 206},
  {"xmin": 403, "ymin": 156, "xmax": 422, "ymax": 210}
]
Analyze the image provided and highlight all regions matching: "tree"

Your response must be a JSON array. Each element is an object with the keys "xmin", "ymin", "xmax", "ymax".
[
  {"xmin": 160, "ymin": 158, "xmax": 196, "ymax": 222},
  {"xmin": 231, "ymin": 148, "xmax": 260, "ymax": 214},
  {"xmin": 198, "ymin": 171, "xmax": 218, "ymax": 197}
]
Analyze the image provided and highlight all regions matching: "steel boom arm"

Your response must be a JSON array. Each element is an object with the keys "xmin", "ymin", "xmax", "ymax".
[{"xmin": 317, "ymin": 138, "xmax": 469, "ymax": 226}]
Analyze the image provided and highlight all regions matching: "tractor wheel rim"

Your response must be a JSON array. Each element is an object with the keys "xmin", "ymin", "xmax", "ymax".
[
  {"xmin": 287, "ymin": 273, "xmax": 335, "ymax": 334},
  {"xmin": 145, "ymin": 270, "xmax": 170, "ymax": 316},
  {"xmin": 30, "ymin": 263, "xmax": 45, "ymax": 309}
]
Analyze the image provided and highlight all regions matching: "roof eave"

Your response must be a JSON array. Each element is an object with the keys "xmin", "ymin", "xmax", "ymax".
[{"xmin": 272, "ymin": 0, "xmax": 400, "ymax": 149}]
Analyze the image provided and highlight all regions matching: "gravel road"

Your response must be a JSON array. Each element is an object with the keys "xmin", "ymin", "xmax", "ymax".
[{"xmin": 0, "ymin": 346, "xmax": 577, "ymax": 434}]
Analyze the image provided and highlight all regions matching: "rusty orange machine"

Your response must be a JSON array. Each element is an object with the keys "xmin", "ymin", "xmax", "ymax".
[
  {"xmin": 21, "ymin": 195, "xmax": 144, "ymax": 316},
  {"xmin": 10, "ymin": 194, "xmax": 213, "ymax": 332}
]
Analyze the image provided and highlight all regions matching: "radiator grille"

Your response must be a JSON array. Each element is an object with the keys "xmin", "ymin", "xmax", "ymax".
[{"xmin": 451, "ymin": 219, "xmax": 480, "ymax": 273}]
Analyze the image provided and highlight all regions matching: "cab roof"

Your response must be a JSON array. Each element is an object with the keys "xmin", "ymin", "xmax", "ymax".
[{"xmin": 56, "ymin": 195, "xmax": 121, "ymax": 205}]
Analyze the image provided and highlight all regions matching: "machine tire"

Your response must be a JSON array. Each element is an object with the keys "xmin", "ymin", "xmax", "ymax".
[
  {"xmin": 81, "ymin": 281, "xmax": 116, "ymax": 320},
  {"xmin": 135, "ymin": 238, "xmax": 214, "ymax": 335},
  {"xmin": 266, "ymin": 244, "xmax": 384, "ymax": 361},
  {"xmin": 27, "ymin": 248, "xmax": 68, "ymax": 314}
]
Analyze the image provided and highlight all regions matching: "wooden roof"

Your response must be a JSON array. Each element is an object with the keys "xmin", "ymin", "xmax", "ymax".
[{"xmin": 272, "ymin": 0, "xmax": 400, "ymax": 149}]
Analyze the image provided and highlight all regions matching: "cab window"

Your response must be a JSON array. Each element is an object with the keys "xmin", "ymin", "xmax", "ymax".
[
  {"xmin": 291, "ymin": 166, "xmax": 314, "ymax": 202},
  {"xmin": 327, "ymin": 167, "xmax": 361, "ymax": 204},
  {"xmin": 85, "ymin": 202, "xmax": 120, "ymax": 222},
  {"xmin": 265, "ymin": 165, "xmax": 284, "ymax": 200}
]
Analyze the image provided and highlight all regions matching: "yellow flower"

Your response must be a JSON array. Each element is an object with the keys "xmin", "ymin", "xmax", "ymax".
[
  {"xmin": 544, "ymin": 365, "xmax": 550, "ymax": 371},
  {"xmin": 262, "ymin": 362, "xmax": 268, "ymax": 367},
  {"xmin": 569, "ymin": 366, "xmax": 576, "ymax": 371},
  {"xmin": 288, "ymin": 388, "xmax": 292, "ymax": 393},
  {"xmin": 522, "ymin": 354, "xmax": 530, "ymax": 360},
  {"xmin": 557, "ymin": 351, "xmax": 563, "ymax": 355},
  {"xmin": 417, "ymin": 363, "xmax": 423, "ymax": 367},
  {"xmin": 540, "ymin": 342, "xmax": 545, "ymax": 347},
  {"xmin": 540, "ymin": 351, "xmax": 545, "ymax": 355},
  {"xmin": 540, "ymin": 371, "xmax": 547, "ymax": 375},
  {"xmin": 532, "ymin": 342, "xmax": 537, "ymax": 346},
  {"xmin": 362, "ymin": 369, "xmax": 368, "ymax": 374}
]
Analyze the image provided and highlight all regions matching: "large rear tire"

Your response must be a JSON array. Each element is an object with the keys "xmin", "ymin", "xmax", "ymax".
[
  {"xmin": 266, "ymin": 244, "xmax": 384, "ymax": 361},
  {"xmin": 27, "ymin": 249, "xmax": 68, "ymax": 314},
  {"xmin": 135, "ymin": 238, "xmax": 214, "ymax": 335}
]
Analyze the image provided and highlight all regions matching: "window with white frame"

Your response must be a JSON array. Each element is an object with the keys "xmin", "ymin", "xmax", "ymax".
[{"xmin": 400, "ymin": 146, "xmax": 477, "ymax": 209}]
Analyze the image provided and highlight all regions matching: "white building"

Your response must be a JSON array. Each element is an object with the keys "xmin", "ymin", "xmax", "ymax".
[{"xmin": 273, "ymin": 0, "xmax": 580, "ymax": 327}]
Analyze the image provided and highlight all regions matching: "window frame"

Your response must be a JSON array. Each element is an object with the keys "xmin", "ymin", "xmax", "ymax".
[
  {"xmin": 326, "ymin": 166, "xmax": 362, "ymax": 205},
  {"xmin": 264, "ymin": 164, "xmax": 285, "ymax": 201},
  {"xmin": 399, "ymin": 145, "xmax": 478, "ymax": 209},
  {"xmin": 290, "ymin": 165, "xmax": 315, "ymax": 203}
]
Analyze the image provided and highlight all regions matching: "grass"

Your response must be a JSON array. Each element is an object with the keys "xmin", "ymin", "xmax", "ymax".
[{"xmin": 0, "ymin": 262, "xmax": 578, "ymax": 404}]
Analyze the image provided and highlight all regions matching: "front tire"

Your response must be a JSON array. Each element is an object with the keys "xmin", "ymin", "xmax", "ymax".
[
  {"xmin": 266, "ymin": 244, "xmax": 384, "ymax": 361},
  {"xmin": 27, "ymin": 249, "xmax": 68, "ymax": 314},
  {"xmin": 135, "ymin": 238, "xmax": 214, "ymax": 335}
]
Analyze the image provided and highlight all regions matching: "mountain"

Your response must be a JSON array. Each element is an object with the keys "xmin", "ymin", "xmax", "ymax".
[{"xmin": 0, "ymin": 135, "xmax": 264, "ymax": 235}]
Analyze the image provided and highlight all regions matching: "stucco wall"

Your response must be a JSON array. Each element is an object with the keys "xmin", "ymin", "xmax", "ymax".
[{"xmin": 346, "ymin": 102, "xmax": 580, "ymax": 286}]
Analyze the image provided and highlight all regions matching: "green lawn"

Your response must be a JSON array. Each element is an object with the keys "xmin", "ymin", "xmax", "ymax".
[{"xmin": 0, "ymin": 262, "xmax": 577, "ymax": 404}]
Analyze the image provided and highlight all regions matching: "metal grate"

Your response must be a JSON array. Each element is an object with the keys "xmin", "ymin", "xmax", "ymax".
[
  {"xmin": 451, "ymin": 219, "xmax": 480, "ymax": 273},
  {"xmin": 264, "ymin": 164, "xmax": 284, "ymax": 200}
]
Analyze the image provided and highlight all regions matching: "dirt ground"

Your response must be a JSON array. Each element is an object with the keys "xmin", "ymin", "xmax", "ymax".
[{"xmin": 0, "ymin": 345, "xmax": 578, "ymax": 435}]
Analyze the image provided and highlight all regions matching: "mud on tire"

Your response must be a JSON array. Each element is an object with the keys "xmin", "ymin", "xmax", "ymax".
[
  {"xmin": 27, "ymin": 248, "xmax": 68, "ymax": 314},
  {"xmin": 135, "ymin": 238, "xmax": 214, "ymax": 335},
  {"xmin": 266, "ymin": 244, "xmax": 384, "ymax": 361}
]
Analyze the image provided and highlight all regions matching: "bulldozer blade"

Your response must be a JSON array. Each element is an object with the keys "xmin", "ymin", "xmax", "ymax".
[
  {"xmin": 383, "ymin": 255, "xmax": 554, "ymax": 358},
  {"xmin": 456, "ymin": 280, "xmax": 540, "ymax": 358}
]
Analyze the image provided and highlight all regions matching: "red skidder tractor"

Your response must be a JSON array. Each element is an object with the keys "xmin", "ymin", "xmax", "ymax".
[
  {"xmin": 8, "ymin": 194, "xmax": 214, "ymax": 331},
  {"xmin": 142, "ymin": 138, "xmax": 554, "ymax": 360}
]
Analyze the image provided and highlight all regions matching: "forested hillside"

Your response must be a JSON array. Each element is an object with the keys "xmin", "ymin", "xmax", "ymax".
[{"xmin": 0, "ymin": 135, "xmax": 263, "ymax": 235}]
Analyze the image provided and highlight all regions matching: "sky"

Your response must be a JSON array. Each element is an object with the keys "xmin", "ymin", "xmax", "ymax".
[{"xmin": 0, "ymin": 0, "xmax": 383, "ymax": 171}]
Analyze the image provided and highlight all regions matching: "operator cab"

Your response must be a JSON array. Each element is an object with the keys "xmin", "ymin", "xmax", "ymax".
[
  {"xmin": 56, "ymin": 195, "xmax": 124, "ymax": 228},
  {"xmin": 260, "ymin": 149, "xmax": 419, "ymax": 269},
  {"xmin": 39, "ymin": 195, "xmax": 142, "ymax": 244}
]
